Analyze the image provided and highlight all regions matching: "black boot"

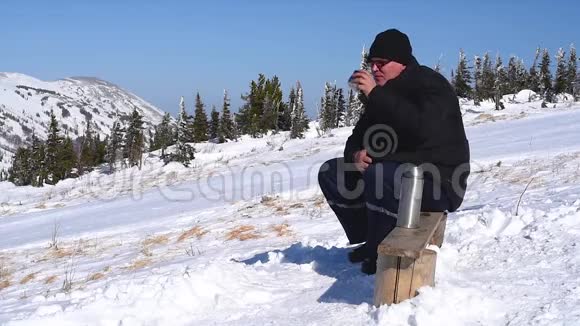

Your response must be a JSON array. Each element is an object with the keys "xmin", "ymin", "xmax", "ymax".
[
  {"xmin": 347, "ymin": 244, "xmax": 368, "ymax": 263},
  {"xmin": 361, "ymin": 257, "xmax": 377, "ymax": 275}
]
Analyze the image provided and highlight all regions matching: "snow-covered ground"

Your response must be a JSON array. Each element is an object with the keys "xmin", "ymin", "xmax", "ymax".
[
  {"xmin": 460, "ymin": 90, "xmax": 578, "ymax": 126},
  {"xmin": 1, "ymin": 102, "xmax": 580, "ymax": 325}
]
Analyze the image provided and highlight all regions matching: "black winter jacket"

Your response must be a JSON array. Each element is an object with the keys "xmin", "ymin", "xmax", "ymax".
[{"xmin": 344, "ymin": 56, "xmax": 470, "ymax": 211}]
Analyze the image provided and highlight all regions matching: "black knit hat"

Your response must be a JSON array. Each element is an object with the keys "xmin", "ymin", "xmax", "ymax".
[{"xmin": 368, "ymin": 29, "xmax": 413, "ymax": 65}]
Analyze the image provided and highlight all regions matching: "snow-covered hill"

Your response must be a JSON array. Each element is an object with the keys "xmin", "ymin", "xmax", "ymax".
[
  {"xmin": 0, "ymin": 101, "xmax": 580, "ymax": 324},
  {"xmin": 0, "ymin": 72, "xmax": 166, "ymax": 167},
  {"xmin": 460, "ymin": 90, "xmax": 578, "ymax": 126}
]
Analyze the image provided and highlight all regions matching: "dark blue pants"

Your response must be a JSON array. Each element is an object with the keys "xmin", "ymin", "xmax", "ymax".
[{"xmin": 317, "ymin": 158, "xmax": 451, "ymax": 259}]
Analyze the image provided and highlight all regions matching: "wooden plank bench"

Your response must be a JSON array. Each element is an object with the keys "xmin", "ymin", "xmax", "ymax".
[{"xmin": 374, "ymin": 212, "xmax": 447, "ymax": 306}]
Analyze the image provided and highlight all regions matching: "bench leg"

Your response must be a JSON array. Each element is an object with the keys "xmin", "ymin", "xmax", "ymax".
[
  {"xmin": 374, "ymin": 254, "xmax": 399, "ymax": 306},
  {"xmin": 374, "ymin": 249, "xmax": 437, "ymax": 306}
]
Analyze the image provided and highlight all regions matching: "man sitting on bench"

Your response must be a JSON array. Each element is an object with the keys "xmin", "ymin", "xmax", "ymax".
[{"xmin": 318, "ymin": 29, "xmax": 470, "ymax": 275}]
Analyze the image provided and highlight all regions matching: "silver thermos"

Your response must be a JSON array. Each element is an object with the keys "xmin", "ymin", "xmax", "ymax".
[{"xmin": 397, "ymin": 166, "xmax": 424, "ymax": 229}]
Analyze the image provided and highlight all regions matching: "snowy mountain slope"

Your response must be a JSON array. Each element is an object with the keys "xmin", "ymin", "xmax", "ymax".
[
  {"xmin": 0, "ymin": 105, "xmax": 579, "ymax": 324},
  {"xmin": 0, "ymin": 72, "xmax": 166, "ymax": 167}
]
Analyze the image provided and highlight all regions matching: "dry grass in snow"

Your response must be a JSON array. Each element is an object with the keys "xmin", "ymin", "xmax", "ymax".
[
  {"xmin": 177, "ymin": 226, "xmax": 208, "ymax": 243},
  {"xmin": 225, "ymin": 225, "xmax": 261, "ymax": 241}
]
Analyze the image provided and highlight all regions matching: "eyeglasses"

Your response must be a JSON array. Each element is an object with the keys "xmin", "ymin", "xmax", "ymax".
[{"xmin": 367, "ymin": 59, "xmax": 391, "ymax": 69}]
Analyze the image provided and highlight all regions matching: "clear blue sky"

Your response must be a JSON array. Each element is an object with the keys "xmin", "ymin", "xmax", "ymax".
[{"xmin": 1, "ymin": 0, "xmax": 578, "ymax": 118}]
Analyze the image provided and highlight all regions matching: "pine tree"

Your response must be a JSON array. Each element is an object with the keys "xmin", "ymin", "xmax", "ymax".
[
  {"xmin": 30, "ymin": 132, "xmax": 45, "ymax": 187},
  {"xmin": 124, "ymin": 108, "xmax": 145, "ymax": 168},
  {"xmin": 360, "ymin": 46, "xmax": 371, "ymax": 73},
  {"xmin": 344, "ymin": 89, "xmax": 357, "ymax": 127},
  {"xmin": 319, "ymin": 82, "xmax": 335, "ymax": 132},
  {"xmin": 237, "ymin": 81, "xmax": 256, "ymax": 137},
  {"xmin": 351, "ymin": 91, "xmax": 366, "ymax": 125},
  {"xmin": 58, "ymin": 135, "xmax": 76, "ymax": 180},
  {"xmin": 261, "ymin": 75, "xmax": 283, "ymax": 132},
  {"xmin": 239, "ymin": 76, "xmax": 264, "ymax": 137},
  {"xmin": 44, "ymin": 109, "xmax": 63, "ymax": 185},
  {"xmin": 481, "ymin": 52, "xmax": 495, "ymax": 100},
  {"xmin": 515, "ymin": 58, "xmax": 529, "ymax": 93},
  {"xmin": 342, "ymin": 46, "xmax": 369, "ymax": 127},
  {"xmin": 177, "ymin": 97, "xmax": 194, "ymax": 143},
  {"xmin": 453, "ymin": 49, "xmax": 472, "ymax": 98},
  {"xmin": 209, "ymin": 105, "xmax": 220, "ymax": 141},
  {"xmin": 235, "ymin": 103, "xmax": 252, "ymax": 137},
  {"xmin": 231, "ymin": 114, "xmax": 241, "ymax": 141},
  {"xmin": 94, "ymin": 134, "xmax": 107, "ymax": 166},
  {"xmin": 79, "ymin": 121, "xmax": 95, "ymax": 174},
  {"xmin": 528, "ymin": 48, "xmax": 541, "ymax": 93},
  {"xmin": 473, "ymin": 56, "xmax": 483, "ymax": 105},
  {"xmin": 192, "ymin": 92, "xmax": 209, "ymax": 142},
  {"xmin": 173, "ymin": 98, "xmax": 196, "ymax": 166},
  {"xmin": 105, "ymin": 120, "xmax": 124, "ymax": 172},
  {"xmin": 237, "ymin": 74, "xmax": 284, "ymax": 136},
  {"xmin": 261, "ymin": 94, "xmax": 276, "ymax": 135},
  {"xmin": 567, "ymin": 44, "xmax": 577, "ymax": 98},
  {"xmin": 327, "ymin": 84, "xmax": 338, "ymax": 128},
  {"xmin": 507, "ymin": 56, "xmax": 518, "ymax": 95},
  {"xmin": 496, "ymin": 55, "xmax": 508, "ymax": 95},
  {"xmin": 152, "ymin": 113, "xmax": 174, "ymax": 157},
  {"xmin": 335, "ymin": 87, "xmax": 346, "ymax": 128},
  {"xmin": 538, "ymin": 48, "xmax": 553, "ymax": 103},
  {"xmin": 554, "ymin": 48, "xmax": 568, "ymax": 96},
  {"xmin": 290, "ymin": 82, "xmax": 309, "ymax": 139},
  {"xmin": 219, "ymin": 90, "xmax": 235, "ymax": 141},
  {"xmin": 174, "ymin": 129, "xmax": 195, "ymax": 166},
  {"xmin": 8, "ymin": 147, "xmax": 32, "ymax": 186},
  {"xmin": 494, "ymin": 55, "xmax": 507, "ymax": 110},
  {"xmin": 278, "ymin": 88, "xmax": 294, "ymax": 131}
]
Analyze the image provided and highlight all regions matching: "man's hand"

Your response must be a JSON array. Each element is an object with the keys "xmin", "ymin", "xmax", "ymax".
[
  {"xmin": 353, "ymin": 149, "xmax": 372, "ymax": 172},
  {"xmin": 350, "ymin": 70, "xmax": 376, "ymax": 97}
]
